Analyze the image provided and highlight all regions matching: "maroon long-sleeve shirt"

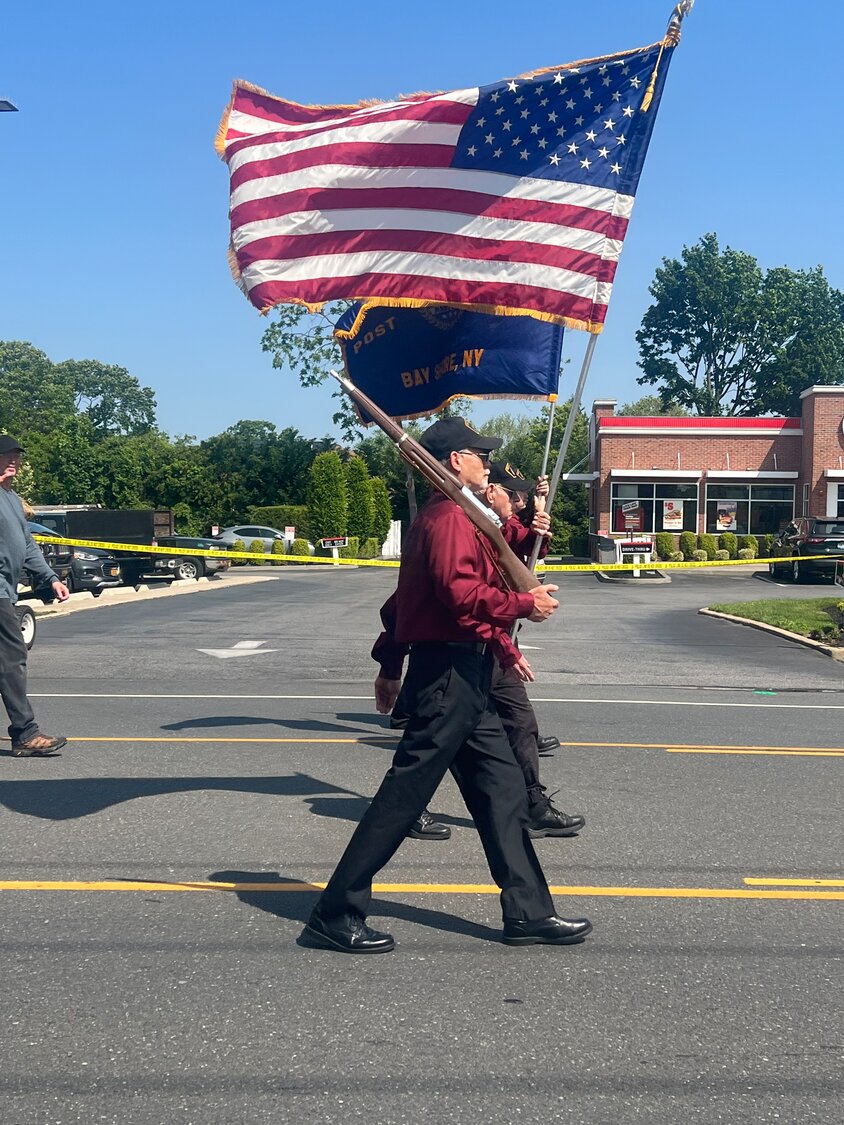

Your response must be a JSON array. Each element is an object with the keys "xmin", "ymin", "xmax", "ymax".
[
  {"xmin": 371, "ymin": 492, "xmax": 536, "ymax": 679},
  {"xmin": 503, "ymin": 514, "xmax": 550, "ymax": 564}
]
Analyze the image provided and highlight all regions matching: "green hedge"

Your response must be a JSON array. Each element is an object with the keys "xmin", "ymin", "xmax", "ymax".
[
  {"xmin": 741, "ymin": 535, "xmax": 759, "ymax": 558},
  {"xmin": 718, "ymin": 532, "xmax": 738, "ymax": 559},
  {"xmin": 654, "ymin": 532, "xmax": 676, "ymax": 560},
  {"xmin": 289, "ymin": 538, "xmax": 310, "ymax": 557},
  {"xmin": 699, "ymin": 533, "xmax": 718, "ymax": 560},
  {"xmin": 679, "ymin": 531, "xmax": 697, "ymax": 560},
  {"xmin": 248, "ymin": 505, "xmax": 310, "ymax": 541}
]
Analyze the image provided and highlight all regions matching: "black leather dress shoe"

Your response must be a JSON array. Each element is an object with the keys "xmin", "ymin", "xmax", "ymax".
[
  {"xmin": 301, "ymin": 913, "xmax": 395, "ymax": 954},
  {"xmin": 406, "ymin": 809, "xmax": 451, "ymax": 840},
  {"xmin": 537, "ymin": 735, "xmax": 560, "ymax": 755},
  {"xmin": 527, "ymin": 795, "xmax": 585, "ymax": 838},
  {"xmin": 502, "ymin": 915, "xmax": 592, "ymax": 946}
]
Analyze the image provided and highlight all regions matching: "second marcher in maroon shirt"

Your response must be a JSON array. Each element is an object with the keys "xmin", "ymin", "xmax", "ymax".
[{"xmin": 372, "ymin": 491, "xmax": 534, "ymax": 679}]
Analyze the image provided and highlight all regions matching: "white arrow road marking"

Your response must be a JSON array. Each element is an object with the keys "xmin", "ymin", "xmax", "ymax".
[
  {"xmin": 197, "ymin": 640, "xmax": 278, "ymax": 660},
  {"xmin": 519, "ymin": 645, "xmax": 542, "ymax": 650}
]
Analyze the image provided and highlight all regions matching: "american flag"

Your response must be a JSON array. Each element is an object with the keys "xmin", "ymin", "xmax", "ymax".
[{"xmin": 218, "ymin": 40, "xmax": 674, "ymax": 332}]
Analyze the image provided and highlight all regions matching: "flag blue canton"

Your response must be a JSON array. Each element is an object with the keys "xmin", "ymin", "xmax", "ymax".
[{"xmin": 451, "ymin": 44, "xmax": 666, "ymax": 196}]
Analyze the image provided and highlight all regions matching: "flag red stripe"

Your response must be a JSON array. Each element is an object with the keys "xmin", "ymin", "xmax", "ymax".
[
  {"xmin": 225, "ymin": 98, "xmax": 473, "ymax": 159},
  {"xmin": 231, "ymin": 185, "xmax": 629, "ymax": 242},
  {"xmin": 229, "ymin": 143, "xmax": 456, "ymax": 191},
  {"xmin": 247, "ymin": 273, "xmax": 608, "ymax": 325},
  {"xmin": 233, "ymin": 86, "xmax": 433, "ymax": 128},
  {"xmin": 234, "ymin": 228, "xmax": 618, "ymax": 284}
]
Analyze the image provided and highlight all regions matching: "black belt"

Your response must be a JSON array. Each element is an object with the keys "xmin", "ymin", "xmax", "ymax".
[{"xmin": 410, "ymin": 641, "xmax": 487, "ymax": 654}]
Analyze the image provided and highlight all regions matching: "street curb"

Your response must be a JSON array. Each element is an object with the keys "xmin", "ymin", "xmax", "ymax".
[
  {"xmin": 699, "ymin": 607, "xmax": 844, "ymax": 662},
  {"xmin": 595, "ymin": 569, "xmax": 671, "ymax": 584},
  {"xmin": 25, "ymin": 574, "xmax": 278, "ymax": 620}
]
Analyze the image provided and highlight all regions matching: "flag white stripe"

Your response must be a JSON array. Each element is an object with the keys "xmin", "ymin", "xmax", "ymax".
[
  {"xmin": 232, "ymin": 208, "xmax": 624, "ymax": 261},
  {"xmin": 227, "ymin": 121, "xmax": 466, "ymax": 176},
  {"xmin": 227, "ymin": 88, "xmax": 479, "ymax": 142},
  {"xmin": 230, "ymin": 163, "xmax": 634, "ymax": 219},
  {"xmin": 240, "ymin": 250, "xmax": 614, "ymax": 304}
]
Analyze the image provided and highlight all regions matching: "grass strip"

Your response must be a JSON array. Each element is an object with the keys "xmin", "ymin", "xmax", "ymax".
[{"xmin": 709, "ymin": 597, "xmax": 843, "ymax": 641}]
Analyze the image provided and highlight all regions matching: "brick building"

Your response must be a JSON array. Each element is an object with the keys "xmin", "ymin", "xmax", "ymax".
[{"xmin": 586, "ymin": 385, "xmax": 844, "ymax": 542}]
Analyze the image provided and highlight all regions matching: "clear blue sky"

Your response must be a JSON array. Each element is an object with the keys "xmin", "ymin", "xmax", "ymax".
[{"xmin": 2, "ymin": 0, "xmax": 840, "ymax": 440}]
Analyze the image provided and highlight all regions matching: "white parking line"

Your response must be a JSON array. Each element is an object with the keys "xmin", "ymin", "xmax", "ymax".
[{"xmin": 26, "ymin": 692, "xmax": 844, "ymax": 711}]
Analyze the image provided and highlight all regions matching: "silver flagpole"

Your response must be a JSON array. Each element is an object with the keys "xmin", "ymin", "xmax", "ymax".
[{"xmin": 526, "ymin": 332, "xmax": 598, "ymax": 573}]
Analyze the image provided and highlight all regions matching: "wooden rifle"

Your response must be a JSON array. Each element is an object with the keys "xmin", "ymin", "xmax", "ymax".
[{"xmin": 328, "ymin": 369, "xmax": 540, "ymax": 594}]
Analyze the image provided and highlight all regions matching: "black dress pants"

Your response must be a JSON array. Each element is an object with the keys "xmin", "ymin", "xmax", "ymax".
[
  {"xmin": 314, "ymin": 644, "xmax": 555, "ymax": 924},
  {"xmin": 488, "ymin": 659, "xmax": 544, "ymax": 804},
  {"xmin": 0, "ymin": 599, "xmax": 38, "ymax": 743}
]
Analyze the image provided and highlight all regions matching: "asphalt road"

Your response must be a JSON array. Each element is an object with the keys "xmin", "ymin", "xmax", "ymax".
[{"xmin": 1, "ymin": 565, "xmax": 841, "ymax": 1124}]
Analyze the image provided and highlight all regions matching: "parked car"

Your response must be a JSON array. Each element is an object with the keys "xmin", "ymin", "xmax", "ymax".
[
  {"xmin": 24, "ymin": 522, "xmax": 73, "ymax": 590},
  {"xmin": 212, "ymin": 525, "xmax": 288, "ymax": 554},
  {"xmin": 769, "ymin": 518, "xmax": 844, "ymax": 582},
  {"xmin": 154, "ymin": 536, "xmax": 232, "ymax": 580},
  {"xmin": 67, "ymin": 545, "xmax": 123, "ymax": 596},
  {"xmin": 14, "ymin": 603, "xmax": 36, "ymax": 649}
]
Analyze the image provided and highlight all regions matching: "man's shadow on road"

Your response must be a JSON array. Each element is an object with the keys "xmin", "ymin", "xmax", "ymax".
[
  {"xmin": 160, "ymin": 715, "xmax": 396, "ymax": 735},
  {"xmin": 0, "ymin": 772, "xmax": 475, "ymax": 830},
  {"xmin": 209, "ymin": 870, "xmax": 501, "ymax": 945}
]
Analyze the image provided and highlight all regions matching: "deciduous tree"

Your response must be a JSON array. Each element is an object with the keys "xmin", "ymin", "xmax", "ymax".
[{"xmin": 636, "ymin": 233, "xmax": 844, "ymax": 416}]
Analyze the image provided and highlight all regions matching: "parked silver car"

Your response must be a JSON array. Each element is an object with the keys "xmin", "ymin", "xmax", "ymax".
[{"xmin": 212, "ymin": 525, "xmax": 288, "ymax": 552}]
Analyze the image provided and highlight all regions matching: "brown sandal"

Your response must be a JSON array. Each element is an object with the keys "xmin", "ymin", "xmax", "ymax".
[{"xmin": 11, "ymin": 734, "xmax": 67, "ymax": 757}]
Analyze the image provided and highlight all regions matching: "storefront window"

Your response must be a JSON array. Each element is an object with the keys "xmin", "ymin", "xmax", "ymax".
[
  {"xmin": 704, "ymin": 485, "xmax": 793, "ymax": 535},
  {"xmin": 611, "ymin": 482, "xmax": 698, "ymax": 534}
]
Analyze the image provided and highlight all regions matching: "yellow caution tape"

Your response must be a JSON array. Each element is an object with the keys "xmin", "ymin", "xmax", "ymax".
[{"xmin": 32, "ymin": 534, "xmax": 843, "ymax": 575}]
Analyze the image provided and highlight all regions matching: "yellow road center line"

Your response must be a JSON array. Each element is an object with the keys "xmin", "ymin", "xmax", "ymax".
[
  {"xmin": 4, "ymin": 737, "xmax": 839, "ymax": 755},
  {"xmin": 744, "ymin": 878, "xmax": 844, "ymax": 887},
  {"xmin": 0, "ymin": 880, "xmax": 841, "ymax": 900},
  {"xmin": 664, "ymin": 747, "xmax": 844, "ymax": 757}
]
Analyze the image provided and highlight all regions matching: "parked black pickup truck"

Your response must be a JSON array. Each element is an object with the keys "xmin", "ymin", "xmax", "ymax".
[{"xmin": 154, "ymin": 536, "xmax": 231, "ymax": 580}]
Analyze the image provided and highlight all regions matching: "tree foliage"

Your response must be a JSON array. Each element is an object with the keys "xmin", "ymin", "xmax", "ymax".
[
  {"xmin": 345, "ymin": 455, "xmax": 375, "ymax": 541},
  {"xmin": 308, "ymin": 451, "xmax": 348, "ymax": 540},
  {"xmin": 636, "ymin": 233, "xmax": 844, "ymax": 416},
  {"xmin": 370, "ymin": 476, "xmax": 393, "ymax": 547},
  {"xmin": 617, "ymin": 394, "xmax": 689, "ymax": 417}
]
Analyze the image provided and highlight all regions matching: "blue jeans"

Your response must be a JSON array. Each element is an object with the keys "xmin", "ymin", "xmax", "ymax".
[{"xmin": 0, "ymin": 599, "xmax": 39, "ymax": 744}]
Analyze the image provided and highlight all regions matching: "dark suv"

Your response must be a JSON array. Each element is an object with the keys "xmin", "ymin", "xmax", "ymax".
[
  {"xmin": 769, "ymin": 518, "xmax": 844, "ymax": 583},
  {"xmin": 67, "ymin": 545, "xmax": 123, "ymax": 596},
  {"xmin": 154, "ymin": 536, "xmax": 232, "ymax": 580}
]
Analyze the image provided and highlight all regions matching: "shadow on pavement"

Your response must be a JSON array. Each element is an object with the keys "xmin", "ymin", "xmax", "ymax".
[
  {"xmin": 209, "ymin": 869, "xmax": 502, "ymax": 943},
  {"xmin": 0, "ymin": 773, "xmax": 353, "ymax": 820},
  {"xmin": 160, "ymin": 715, "xmax": 383, "ymax": 734}
]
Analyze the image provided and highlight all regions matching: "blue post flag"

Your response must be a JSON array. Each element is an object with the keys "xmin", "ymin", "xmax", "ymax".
[{"xmin": 335, "ymin": 302, "xmax": 563, "ymax": 423}]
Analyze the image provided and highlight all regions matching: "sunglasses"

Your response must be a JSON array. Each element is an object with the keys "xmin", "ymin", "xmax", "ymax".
[{"xmin": 457, "ymin": 449, "xmax": 492, "ymax": 464}]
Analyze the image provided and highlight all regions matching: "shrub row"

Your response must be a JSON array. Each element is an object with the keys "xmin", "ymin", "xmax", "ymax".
[{"xmin": 656, "ymin": 532, "xmax": 762, "ymax": 562}]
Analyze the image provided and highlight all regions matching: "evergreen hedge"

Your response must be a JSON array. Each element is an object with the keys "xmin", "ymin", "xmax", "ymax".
[
  {"xmin": 308, "ymin": 452, "xmax": 348, "ymax": 541},
  {"xmin": 718, "ymin": 532, "xmax": 738, "ymax": 558},
  {"xmin": 699, "ymin": 533, "xmax": 718, "ymax": 560},
  {"xmin": 249, "ymin": 505, "xmax": 310, "ymax": 541},
  {"xmin": 679, "ymin": 531, "xmax": 697, "ymax": 560},
  {"xmin": 370, "ymin": 476, "xmax": 393, "ymax": 549},
  {"xmin": 654, "ymin": 532, "xmax": 676, "ymax": 560},
  {"xmin": 345, "ymin": 457, "xmax": 375, "ymax": 541},
  {"xmin": 741, "ymin": 535, "xmax": 759, "ymax": 557}
]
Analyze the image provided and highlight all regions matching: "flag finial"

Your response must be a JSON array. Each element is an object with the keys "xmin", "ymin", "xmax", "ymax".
[
  {"xmin": 666, "ymin": 1, "xmax": 695, "ymax": 47},
  {"xmin": 641, "ymin": 1, "xmax": 695, "ymax": 111}
]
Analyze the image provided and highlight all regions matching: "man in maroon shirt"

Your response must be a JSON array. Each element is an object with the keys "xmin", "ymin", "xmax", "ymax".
[
  {"xmin": 485, "ymin": 461, "xmax": 585, "ymax": 837},
  {"xmin": 302, "ymin": 417, "xmax": 592, "ymax": 954}
]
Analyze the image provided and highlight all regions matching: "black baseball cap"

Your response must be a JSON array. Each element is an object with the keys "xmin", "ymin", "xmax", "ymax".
[
  {"xmin": 0, "ymin": 434, "xmax": 25, "ymax": 454},
  {"xmin": 487, "ymin": 461, "xmax": 536, "ymax": 492},
  {"xmin": 419, "ymin": 417, "xmax": 502, "ymax": 460}
]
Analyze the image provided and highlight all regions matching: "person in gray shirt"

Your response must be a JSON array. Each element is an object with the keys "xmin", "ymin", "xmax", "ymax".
[{"xmin": 0, "ymin": 434, "xmax": 70, "ymax": 756}]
